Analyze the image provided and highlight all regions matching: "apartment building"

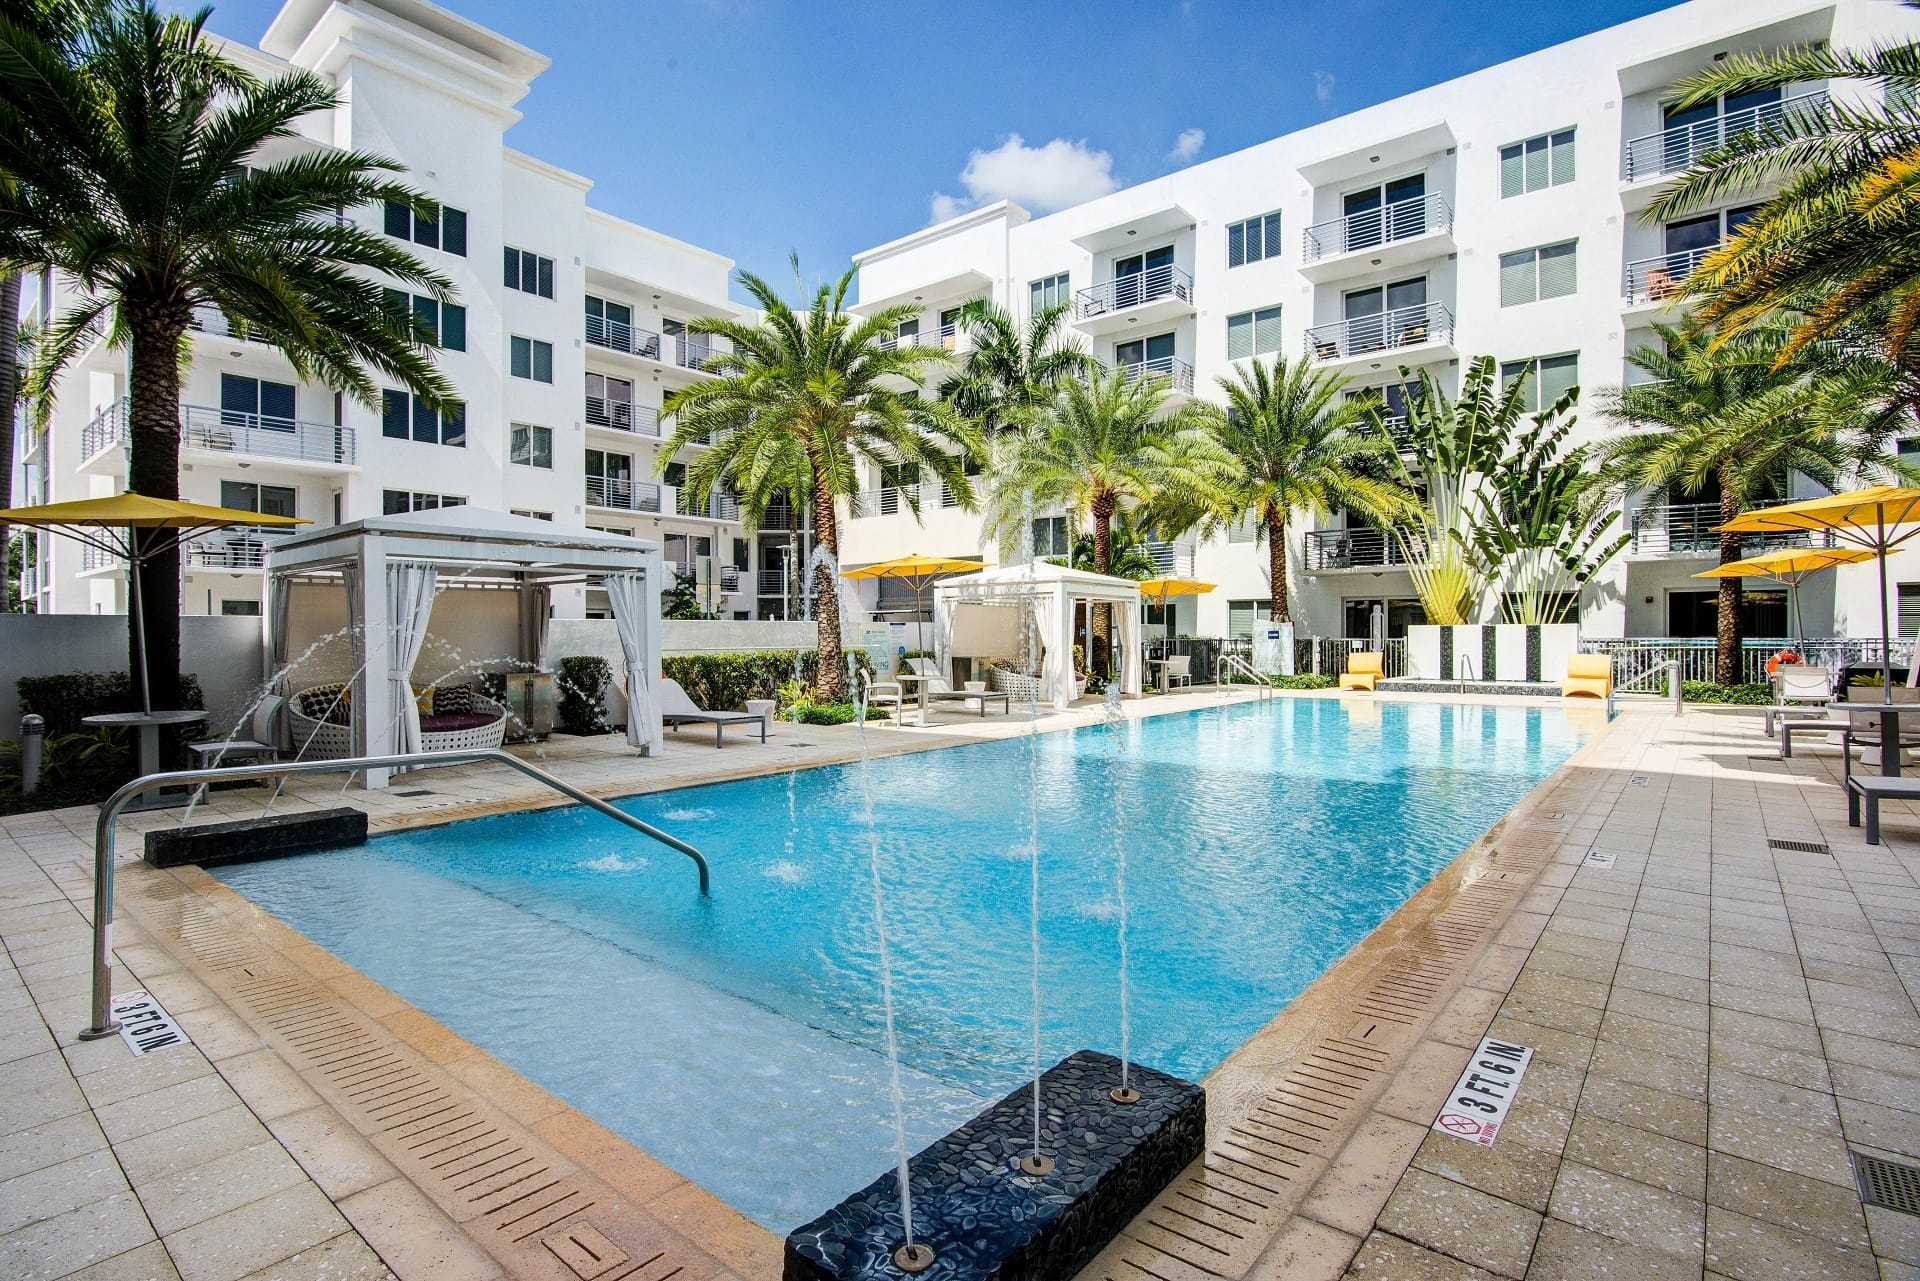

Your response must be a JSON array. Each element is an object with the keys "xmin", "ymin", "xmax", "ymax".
[
  {"xmin": 841, "ymin": 0, "xmax": 1920, "ymax": 644},
  {"xmin": 16, "ymin": 0, "xmax": 802, "ymax": 623}
]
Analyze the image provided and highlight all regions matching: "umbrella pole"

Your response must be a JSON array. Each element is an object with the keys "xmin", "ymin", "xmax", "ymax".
[
  {"xmin": 1881, "ymin": 510, "xmax": 1894, "ymax": 702},
  {"xmin": 129, "ymin": 525, "xmax": 151, "ymax": 714}
]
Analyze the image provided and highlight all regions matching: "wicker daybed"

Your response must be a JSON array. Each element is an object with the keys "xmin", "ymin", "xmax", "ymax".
[{"xmin": 288, "ymin": 683, "xmax": 509, "ymax": 759}]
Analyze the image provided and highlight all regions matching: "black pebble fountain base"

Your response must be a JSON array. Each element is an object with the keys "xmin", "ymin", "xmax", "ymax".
[{"xmin": 784, "ymin": 1050, "xmax": 1204, "ymax": 1281}]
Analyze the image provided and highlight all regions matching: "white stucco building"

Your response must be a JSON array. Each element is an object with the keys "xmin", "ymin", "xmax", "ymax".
[
  {"xmin": 840, "ymin": 0, "xmax": 1920, "ymax": 646},
  {"xmin": 16, "ymin": 0, "xmax": 802, "ymax": 624}
]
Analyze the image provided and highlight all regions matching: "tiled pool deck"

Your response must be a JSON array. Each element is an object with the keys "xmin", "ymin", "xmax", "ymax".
[{"xmin": 0, "ymin": 694, "xmax": 1916, "ymax": 1280}]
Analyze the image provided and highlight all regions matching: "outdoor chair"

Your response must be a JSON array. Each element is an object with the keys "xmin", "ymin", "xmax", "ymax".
[
  {"xmin": 908, "ymin": 658, "xmax": 1011, "ymax": 716},
  {"xmin": 862, "ymin": 672, "xmax": 906, "ymax": 723},
  {"xmin": 1561, "ymin": 654, "xmax": 1613, "ymax": 699},
  {"xmin": 1162, "ymin": 655, "xmax": 1193, "ymax": 691},
  {"xmin": 1843, "ymin": 731, "xmax": 1920, "ymax": 844},
  {"xmin": 1339, "ymin": 652, "xmax": 1383, "ymax": 693},
  {"xmin": 1764, "ymin": 665, "xmax": 1834, "ymax": 735},
  {"xmin": 657, "ymin": 677, "xmax": 767, "ymax": 747},
  {"xmin": 187, "ymin": 695, "xmax": 282, "ymax": 769}
]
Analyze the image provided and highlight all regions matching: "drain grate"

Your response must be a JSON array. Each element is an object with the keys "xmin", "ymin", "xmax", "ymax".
[
  {"xmin": 1769, "ymin": 838, "xmax": 1830, "ymax": 855},
  {"xmin": 1855, "ymin": 1151, "xmax": 1920, "ymax": 1216}
]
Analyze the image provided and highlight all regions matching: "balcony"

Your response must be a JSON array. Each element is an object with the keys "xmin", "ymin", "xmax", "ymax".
[
  {"xmin": 758, "ymin": 567, "xmax": 790, "ymax": 596},
  {"xmin": 878, "ymin": 324, "xmax": 960, "ymax": 352},
  {"xmin": 1300, "ymin": 194, "xmax": 1455, "ymax": 283},
  {"xmin": 1146, "ymin": 540, "xmax": 1194, "ymax": 577},
  {"xmin": 183, "ymin": 405, "xmax": 356, "ymax": 468},
  {"xmin": 585, "ymin": 318, "xmax": 722, "ymax": 373},
  {"xmin": 585, "ymin": 476, "xmax": 663, "ymax": 513},
  {"xmin": 585, "ymin": 398, "xmax": 661, "ymax": 437},
  {"xmin": 1073, "ymin": 265, "xmax": 1196, "ymax": 335},
  {"xmin": 1623, "ymin": 90, "xmax": 1829, "ymax": 185},
  {"xmin": 856, "ymin": 480, "xmax": 966, "ymax": 519},
  {"xmin": 1624, "ymin": 245, "xmax": 1716, "ymax": 310},
  {"xmin": 1304, "ymin": 301, "xmax": 1455, "ymax": 368},
  {"xmin": 1303, "ymin": 526, "xmax": 1414, "ymax": 571},
  {"xmin": 1116, "ymin": 355, "xmax": 1195, "ymax": 397},
  {"xmin": 675, "ymin": 489, "xmax": 742, "ymax": 522},
  {"xmin": 667, "ymin": 562, "xmax": 743, "ymax": 593},
  {"xmin": 1629, "ymin": 501, "xmax": 1830, "ymax": 556},
  {"xmin": 80, "ymin": 544, "xmax": 119, "ymax": 573},
  {"xmin": 183, "ymin": 528, "xmax": 291, "ymax": 571},
  {"xmin": 80, "ymin": 398, "xmax": 128, "ymax": 464}
]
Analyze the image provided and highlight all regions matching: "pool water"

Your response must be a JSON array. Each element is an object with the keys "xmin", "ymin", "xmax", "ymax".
[{"xmin": 214, "ymin": 697, "xmax": 1594, "ymax": 1230}]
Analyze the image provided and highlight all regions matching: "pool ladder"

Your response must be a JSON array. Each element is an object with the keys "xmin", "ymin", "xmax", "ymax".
[
  {"xmin": 80, "ymin": 748, "xmax": 711, "ymax": 1042},
  {"xmin": 1217, "ymin": 654, "xmax": 1274, "ymax": 700}
]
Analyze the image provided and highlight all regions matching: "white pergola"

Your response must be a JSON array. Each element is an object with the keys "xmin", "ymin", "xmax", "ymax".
[
  {"xmin": 932, "ymin": 562, "xmax": 1143, "ymax": 709},
  {"xmin": 265, "ymin": 507, "xmax": 664, "ymax": 787}
]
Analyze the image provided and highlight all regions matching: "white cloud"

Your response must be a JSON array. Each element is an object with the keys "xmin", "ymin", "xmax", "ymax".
[
  {"xmin": 929, "ymin": 133, "xmax": 1120, "ymax": 224},
  {"xmin": 1313, "ymin": 71, "xmax": 1336, "ymax": 105},
  {"xmin": 1169, "ymin": 127, "xmax": 1206, "ymax": 164}
]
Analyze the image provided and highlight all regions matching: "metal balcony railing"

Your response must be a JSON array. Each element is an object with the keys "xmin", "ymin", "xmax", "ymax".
[
  {"xmin": 584, "ymin": 476, "xmax": 662, "ymax": 513},
  {"xmin": 855, "ymin": 478, "xmax": 968, "ymax": 518},
  {"xmin": 585, "ymin": 315, "xmax": 663, "ymax": 359},
  {"xmin": 1629, "ymin": 501, "xmax": 1831, "ymax": 555},
  {"xmin": 1302, "ymin": 193, "xmax": 1454, "ymax": 262},
  {"xmin": 585, "ymin": 397, "xmax": 659, "ymax": 436},
  {"xmin": 1116, "ymin": 354, "xmax": 1195, "ymax": 395},
  {"xmin": 1074, "ymin": 264, "xmax": 1195, "ymax": 320},
  {"xmin": 80, "ymin": 398, "xmax": 129, "ymax": 460},
  {"xmin": 878, "ymin": 325, "xmax": 960, "ymax": 352},
  {"xmin": 1302, "ymin": 526, "xmax": 1416, "ymax": 570},
  {"xmin": 1146, "ymin": 541, "xmax": 1195, "ymax": 577},
  {"xmin": 674, "ymin": 489, "xmax": 741, "ymax": 521},
  {"xmin": 762, "ymin": 502, "xmax": 797, "ymax": 531},
  {"xmin": 669, "ymin": 336, "xmax": 720, "ymax": 371},
  {"xmin": 81, "ymin": 544, "xmax": 117, "ymax": 572},
  {"xmin": 1624, "ymin": 89, "xmax": 1829, "ymax": 182},
  {"xmin": 188, "ymin": 307, "xmax": 237, "ymax": 338},
  {"xmin": 183, "ymin": 528, "xmax": 290, "ymax": 570},
  {"xmin": 1624, "ymin": 244, "xmax": 1717, "ymax": 305},
  {"xmin": 183, "ymin": 405, "xmax": 356, "ymax": 466},
  {"xmin": 667, "ymin": 562, "xmax": 742, "ymax": 592},
  {"xmin": 758, "ymin": 567, "xmax": 789, "ymax": 596},
  {"xmin": 1304, "ymin": 301, "xmax": 1453, "ymax": 362}
]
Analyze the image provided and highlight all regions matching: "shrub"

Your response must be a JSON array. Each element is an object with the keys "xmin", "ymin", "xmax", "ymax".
[
  {"xmin": 780, "ymin": 699, "xmax": 891, "ymax": 725},
  {"xmin": 663, "ymin": 650, "xmax": 873, "ymax": 711},
  {"xmin": 1273, "ymin": 673, "xmax": 1338, "ymax": 690},
  {"xmin": 17, "ymin": 671, "xmax": 205, "ymax": 736},
  {"xmin": 556, "ymin": 656, "xmax": 613, "ymax": 734},
  {"xmin": 1681, "ymin": 680, "xmax": 1773, "ymax": 705}
]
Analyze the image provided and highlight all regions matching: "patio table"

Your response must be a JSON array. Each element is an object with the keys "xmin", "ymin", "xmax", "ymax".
[
  {"xmin": 1835, "ymin": 702, "xmax": 1909, "ymax": 777},
  {"xmin": 894, "ymin": 672, "xmax": 935, "ymax": 727},
  {"xmin": 83, "ymin": 709, "xmax": 207, "ymax": 809}
]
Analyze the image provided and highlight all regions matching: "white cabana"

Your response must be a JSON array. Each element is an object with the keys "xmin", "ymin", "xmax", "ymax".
[
  {"xmin": 265, "ymin": 507, "xmax": 664, "ymax": 787},
  {"xmin": 932, "ymin": 561, "xmax": 1143, "ymax": 709}
]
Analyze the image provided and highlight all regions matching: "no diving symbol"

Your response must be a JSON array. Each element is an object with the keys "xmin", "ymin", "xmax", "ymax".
[{"xmin": 1438, "ymin": 1114, "xmax": 1483, "ymax": 1137}]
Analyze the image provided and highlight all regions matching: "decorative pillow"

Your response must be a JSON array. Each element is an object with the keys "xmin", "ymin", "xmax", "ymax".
[
  {"xmin": 433, "ymin": 684, "xmax": 475, "ymax": 715},
  {"xmin": 414, "ymin": 687, "xmax": 435, "ymax": 715}
]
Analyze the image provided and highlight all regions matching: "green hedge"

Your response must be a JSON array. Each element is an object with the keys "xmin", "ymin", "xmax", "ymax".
[
  {"xmin": 782, "ymin": 701, "xmax": 892, "ymax": 725},
  {"xmin": 1680, "ymin": 681, "xmax": 1774, "ymax": 705},
  {"xmin": 17, "ymin": 671, "xmax": 206, "ymax": 736},
  {"xmin": 7, "ymin": 671, "xmax": 209, "ymax": 807},
  {"xmin": 556, "ymin": 656, "xmax": 613, "ymax": 734},
  {"xmin": 1272, "ymin": 673, "xmax": 1339, "ymax": 690},
  {"xmin": 661, "ymin": 650, "xmax": 873, "ymax": 711}
]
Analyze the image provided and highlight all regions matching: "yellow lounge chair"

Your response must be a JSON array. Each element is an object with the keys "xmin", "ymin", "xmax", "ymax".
[
  {"xmin": 1339, "ymin": 651, "xmax": 1383, "ymax": 692},
  {"xmin": 1562, "ymin": 653, "xmax": 1612, "ymax": 699}
]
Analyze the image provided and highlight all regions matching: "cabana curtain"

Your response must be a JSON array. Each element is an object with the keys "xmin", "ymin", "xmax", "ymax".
[
  {"xmin": 604, "ymin": 572, "xmax": 662, "ymax": 755},
  {"xmin": 386, "ymin": 563, "xmax": 438, "ymax": 754}
]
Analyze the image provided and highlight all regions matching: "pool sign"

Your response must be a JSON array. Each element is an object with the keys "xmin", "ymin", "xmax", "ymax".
[
  {"xmin": 1433, "ymin": 1036, "xmax": 1533, "ymax": 1147},
  {"xmin": 109, "ymin": 989, "xmax": 189, "ymax": 1056},
  {"xmin": 1583, "ymin": 849, "xmax": 1617, "ymax": 869}
]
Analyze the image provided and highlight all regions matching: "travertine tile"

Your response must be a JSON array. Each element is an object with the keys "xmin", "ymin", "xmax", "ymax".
[
  {"xmin": 1376, "ymin": 1166, "xmax": 1542, "ymax": 1278},
  {"xmin": 1545, "ymin": 1160, "xmax": 1704, "ymax": 1264}
]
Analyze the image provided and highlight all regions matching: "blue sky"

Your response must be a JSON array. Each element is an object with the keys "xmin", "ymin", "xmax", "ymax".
[{"xmin": 189, "ymin": 0, "xmax": 1683, "ymax": 300}]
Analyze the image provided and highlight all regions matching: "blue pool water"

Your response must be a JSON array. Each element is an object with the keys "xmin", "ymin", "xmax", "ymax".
[{"xmin": 214, "ymin": 697, "xmax": 1594, "ymax": 1229}]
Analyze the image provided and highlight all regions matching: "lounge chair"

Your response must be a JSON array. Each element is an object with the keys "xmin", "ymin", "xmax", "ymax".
[
  {"xmin": 1562, "ymin": 653, "xmax": 1612, "ymax": 699},
  {"xmin": 1339, "ymin": 651, "xmax": 1383, "ymax": 693},
  {"xmin": 657, "ymin": 677, "xmax": 767, "ymax": 747},
  {"xmin": 907, "ymin": 658, "xmax": 1011, "ymax": 716},
  {"xmin": 1762, "ymin": 665, "xmax": 1833, "ymax": 735}
]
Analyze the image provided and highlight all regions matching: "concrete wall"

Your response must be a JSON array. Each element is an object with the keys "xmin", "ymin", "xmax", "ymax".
[
  {"xmin": 0, "ymin": 615, "xmax": 266, "ymax": 736},
  {"xmin": 548, "ymin": 618, "xmax": 816, "ymax": 662}
]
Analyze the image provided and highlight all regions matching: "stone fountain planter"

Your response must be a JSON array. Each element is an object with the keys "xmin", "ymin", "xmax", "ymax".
[{"xmin": 1404, "ymin": 623, "xmax": 1580, "ymax": 685}]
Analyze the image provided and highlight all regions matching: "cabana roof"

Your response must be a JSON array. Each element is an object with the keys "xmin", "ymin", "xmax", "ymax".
[
  {"xmin": 935, "ymin": 560, "xmax": 1143, "ymax": 603},
  {"xmin": 267, "ymin": 505, "xmax": 656, "ymax": 583}
]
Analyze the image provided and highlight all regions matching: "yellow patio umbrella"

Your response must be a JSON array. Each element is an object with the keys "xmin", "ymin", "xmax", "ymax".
[
  {"xmin": 0, "ymin": 494, "xmax": 309, "ymax": 711},
  {"xmin": 1136, "ymin": 576, "xmax": 1217, "ymax": 604},
  {"xmin": 1693, "ymin": 546, "xmax": 1884, "ymax": 648},
  {"xmin": 1718, "ymin": 486, "xmax": 1920, "ymax": 693},
  {"xmin": 841, "ymin": 553, "xmax": 979, "ymax": 654}
]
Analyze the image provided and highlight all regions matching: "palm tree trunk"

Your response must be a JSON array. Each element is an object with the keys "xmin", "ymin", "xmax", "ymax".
[
  {"xmin": 1266, "ymin": 506, "xmax": 1290, "ymax": 623},
  {"xmin": 1090, "ymin": 496, "xmax": 1114, "ymax": 676},
  {"xmin": 809, "ymin": 461, "xmax": 845, "ymax": 700},
  {"xmin": 0, "ymin": 272, "xmax": 18, "ymax": 613},
  {"xmin": 1715, "ymin": 462, "xmax": 1743, "ymax": 688},
  {"xmin": 127, "ymin": 311, "xmax": 187, "ymax": 711}
]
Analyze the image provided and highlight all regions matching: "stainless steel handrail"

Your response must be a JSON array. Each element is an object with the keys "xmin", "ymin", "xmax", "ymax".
[
  {"xmin": 1607, "ymin": 658, "xmax": 1682, "ymax": 717},
  {"xmin": 1216, "ymin": 653, "xmax": 1274, "ymax": 699},
  {"xmin": 81, "ymin": 748, "xmax": 711, "ymax": 1039}
]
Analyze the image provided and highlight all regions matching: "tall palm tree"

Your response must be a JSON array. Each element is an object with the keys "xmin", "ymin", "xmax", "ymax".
[
  {"xmin": 1648, "ymin": 20, "xmax": 1920, "ymax": 368},
  {"xmin": 1599, "ymin": 320, "xmax": 1908, "ymax": 684},
  {"xmin": 983, "ymin": 369, "xmax": 1231, "ymax": 666},
  {"xmin": 1202, "ymin": 354, "xmax": 1412, "ymax": 624},
  {"xmin": 939, "ymin": 300, "xmax": 1097, "ymax": 434},
  {"xmin": 660, "ymin": 262, "xmax": 979, "ymax": 698},
  {"xmin": 0, "ymin": 2, "xmax": 454, "ymax": 705}
]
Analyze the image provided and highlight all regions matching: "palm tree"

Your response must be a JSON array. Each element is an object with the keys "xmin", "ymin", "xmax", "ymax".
[
  {"xmin": 0, "ymin": 2, "xmax": 454, "ymax": 705},
  {"xmin": 1647, "ymin": 23, "xmax": 1920, "ymax": 368},
  {"xmin": 1201, "ymin": 354, "xmax": 1412, "ymax": 624},
  {"xmin": 983, "ymin": 368, "xmax": 1231, "ymax": 667},
  {"xmin": 1599, "ymin": 320, "xmax": 1908, "ymax": 684},
  {"xmin": 660, "ymin": 261, "xmax": 979, "ymax": 699},
  {"xmin": 939, "ymin": 300, "xmax": 1097, "ymax": 434}
]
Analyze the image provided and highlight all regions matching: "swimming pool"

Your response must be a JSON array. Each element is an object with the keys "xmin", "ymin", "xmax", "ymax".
[{"xmin": 214, "ymin": 697, "xmax": 1594, "ymax": 1230}]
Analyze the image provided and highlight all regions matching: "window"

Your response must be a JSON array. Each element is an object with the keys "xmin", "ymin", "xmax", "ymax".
[
  {"xmin": 381, "ymin": 389, "xmax": 465, "ymax": 447},
  {"xmin": 586, "ymin": 373, "xmax": 634, "ymax": 430},
  {"xmin": 383, "ymin": 289, "xmax": 465, "ymax": 351},
  {"xmin": 503, "ymin": 246, "xmax": 554, "ymax": 298},
  {"xmin": 1902, "ymin": 583, "xmax": 1920, "ymax": 639},
  {"xmin": 1115, "ymin": 332, "xmax": 1175, "ymax": 371},
  {"xmin": 585, "ymin": 296, "xmax": 637, "ymax": 350},
  {"xmin": 510, "ymin": 336, "xmax": 554, "ymax": 383},
  {"xmin": 1031, "ymin": 516, "xmax": 1071, "ymax": 558},
  {"xmin": 1028, "ymin": 273, "xmax": 1070, "ymax": 313},
  {"xmin": 383, "ymin": 198, "xmax": 466, "ymax": 255},
  {"xmin": 1342, "ymin": 174, "xmax": 1428, "ymax": 249},
  {"xmin": 382, "ymin": 489, "xmax": 465, "ymax": 514},
  {"xmin": 510, "ymin": 423, "xmax": 553, "ymax": 469},
  {"xmin": 1499, "ymin": 241, "xmax": 1578, "ymax": 306},
  {"xmin": 1227, "ymin": 210, "xmax": 1284, "ymax": 267},
  {"xmin": 1226, "ymin": 306, "xmax": 1284, "ymax": 360},
  {"xmin": 1499, "ymin": 130, "xmax": 1575, "ymax": 197},
  {"xmin": 510, "ymin": 509, "xmax": 554, "ymax": 521},
  {"xmin": 220, "ymin": 600, "xmax": 262, "ymax": 617},
  {"xmin": 220, "ymin": 480, "xmax": 296, "ymax": 518},
  {"xmin": 1499, "ymin": 354, "xmax": 1579, "ymax": 412},
  {"xmin": 1228, "ymin": 599, "xmax": 1274, "ymax": 640},
  {"xmin": 219, "ymin": 373, "xmax": 295, "ymax": 428}
]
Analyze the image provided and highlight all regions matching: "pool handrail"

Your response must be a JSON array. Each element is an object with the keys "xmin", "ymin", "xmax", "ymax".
[
  {"xmin": 81, "ymin": 747, "xmax": 711, "ymax": 1041},
  {"xmin": 1216, "ymin": 653, "xmax": 1275, "ymax": 699}
]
